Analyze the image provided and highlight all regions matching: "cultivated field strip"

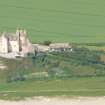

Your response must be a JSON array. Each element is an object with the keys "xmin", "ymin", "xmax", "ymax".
[{"xmin": 0, "ymin": 0, "xmax": 105, "ymax": 43}]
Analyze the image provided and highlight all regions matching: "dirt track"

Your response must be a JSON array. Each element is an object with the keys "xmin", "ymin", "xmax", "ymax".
[{"xmin": 0, "ymin": 97, "xmax": 105, "ymax": 105}]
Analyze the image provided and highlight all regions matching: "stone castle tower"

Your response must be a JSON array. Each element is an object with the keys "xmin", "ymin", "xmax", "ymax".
[
  {"xmin": 0, "ymin": 28, "xmax": 34, "ymax": 54},
  {"xmin": 16, "ymin": 29, "xmax": 27, "ymax": 52},
  {"xmin": 16, "ymin": 28, "xmax": 35, "ymax": 54}
]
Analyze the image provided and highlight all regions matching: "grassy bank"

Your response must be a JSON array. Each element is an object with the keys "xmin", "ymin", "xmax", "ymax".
[{"xmin": 0, "ymin": 77, "xmax": 105, "ymax": 100}]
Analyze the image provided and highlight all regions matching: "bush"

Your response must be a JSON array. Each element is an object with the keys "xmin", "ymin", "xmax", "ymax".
[
  {"xmin": 43, "ymin": 40, "xmax": 52, "ymax": 46},
  {"xmin": 6, "ymin": 74, "xmax": 25, "ymax": 83}
]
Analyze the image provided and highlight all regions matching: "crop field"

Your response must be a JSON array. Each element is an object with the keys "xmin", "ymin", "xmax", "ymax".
[{"xmin": 0, "ymin": 0, "xmax": 105, "ymax": 43}]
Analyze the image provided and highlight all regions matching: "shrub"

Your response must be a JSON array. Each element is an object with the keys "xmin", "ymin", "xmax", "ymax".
[{"xmin": 43, "ymin": 40, "xmax": 52, "ymax": 46}]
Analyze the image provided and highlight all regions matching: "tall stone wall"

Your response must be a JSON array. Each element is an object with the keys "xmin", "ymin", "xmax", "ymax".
[
  {"xmin": 9, "ymin": 40, "xmax": 19, "ymax": 52},
  {"xmin": 0, "ymin": 35, "xmax": 8, "ymax": 53}
]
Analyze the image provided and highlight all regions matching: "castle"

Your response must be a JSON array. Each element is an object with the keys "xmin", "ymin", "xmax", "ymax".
[
  {"xmin": 0, "ymin": 28, "xmax": 72, "ymax": 59},
  {"xmin": 0, "ymin": 29, "xmax": 34, "ymax": 57}
]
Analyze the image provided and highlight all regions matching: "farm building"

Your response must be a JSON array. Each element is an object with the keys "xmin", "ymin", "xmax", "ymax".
[
  {"xmin": 49, "ymin": 43, "xmax": 72, "ymax": 52},
  {"xmin": 33, "ymin": 44, "xmax": 49, "ymax": 52}
]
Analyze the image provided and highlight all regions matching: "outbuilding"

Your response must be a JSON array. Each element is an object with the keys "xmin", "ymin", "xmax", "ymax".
[{"xmin": 49, "ymin": 43, "xmax": 72, "ymax": 52}]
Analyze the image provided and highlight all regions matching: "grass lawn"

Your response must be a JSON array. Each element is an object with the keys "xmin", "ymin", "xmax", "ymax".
[
  {"xmin": 0, "ymin": 77, "xmax": 105, "ymax": 99},
  {"xmin": 0, "ymin": 0, "xmax": 105, "ymax": 43}
]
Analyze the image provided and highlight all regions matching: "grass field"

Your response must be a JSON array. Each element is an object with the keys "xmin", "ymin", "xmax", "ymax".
[
  {"xmin": 1, "ymin": 0, "xmax": 105, "ymax": 99},
  {"xmin": 0, "ymin": 77, "xmax": 105, "ymax": 99},
  {"xmin": 0, "ymin": 0, "xmax": 105, "ymax": 43}
]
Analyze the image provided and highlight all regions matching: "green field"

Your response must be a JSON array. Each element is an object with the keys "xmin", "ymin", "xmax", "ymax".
[
  {"xmin": 0, "ymin": 0, "xmax": 105, "ymax": 43},
  {"xmin": 1, "ymin": 77, "xmax": 105, "ymax": 99},
  {"xmin": 1, "ymin": 0, "xmax": 105, "ymax": 99}
]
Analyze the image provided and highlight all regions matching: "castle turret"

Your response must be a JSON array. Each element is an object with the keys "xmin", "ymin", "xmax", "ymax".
[
  {"xmin": 16, "ymin": 28, "xmax": 20, "ymax": 36},
  {"xmin": 23, "ymin": 29, "xmax": 27, "ymax": 35},
  {"xmin": 18, "ymin": 29, "xmax": 27, "ymax": 52},
  {"xmin": 16, "ymin": 28, "xmax": 22, "ymax": 51}
]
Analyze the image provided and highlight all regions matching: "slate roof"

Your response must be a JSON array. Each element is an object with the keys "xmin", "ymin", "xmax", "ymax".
[{"xmin": 49, "ymin": 43, "xmax": 72, "ymax": 49}]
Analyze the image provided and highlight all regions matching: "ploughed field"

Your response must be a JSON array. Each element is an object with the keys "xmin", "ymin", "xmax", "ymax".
[{"xmin": 0, "ymin": 0, "xmax": 105, "ymax": 43}]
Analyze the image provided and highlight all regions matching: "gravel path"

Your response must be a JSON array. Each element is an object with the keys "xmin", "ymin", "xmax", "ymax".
[{"xmin": 0, "ymin": 97, "xmax": 105, "ymax": 105}]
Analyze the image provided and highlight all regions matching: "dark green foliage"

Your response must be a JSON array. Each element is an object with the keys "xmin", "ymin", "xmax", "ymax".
[
  {"xmin": 7, "ymin": 74, "xmax": 25, "ymax": 83},
  {"xmin": 42, "ymin": 41, "xmax": 52, "ymax": 46},
  {"xmin": 1, "ymin": 47, "xmax": 105, "ymax": 83}
]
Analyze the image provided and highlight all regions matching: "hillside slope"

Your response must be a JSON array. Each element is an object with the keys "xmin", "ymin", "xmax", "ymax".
[{"xmin": 0, "ymin": 0, "xmax": 105, "ymax": 43}]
